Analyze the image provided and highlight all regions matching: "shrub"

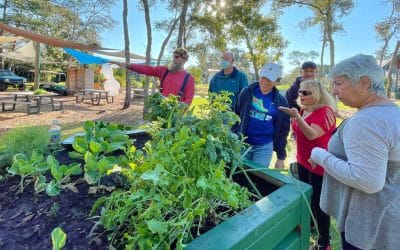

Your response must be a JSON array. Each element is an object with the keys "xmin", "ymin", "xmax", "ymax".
[{"xmin": 0, "ymin": 126, "xmax": 49, "ymax": 174}]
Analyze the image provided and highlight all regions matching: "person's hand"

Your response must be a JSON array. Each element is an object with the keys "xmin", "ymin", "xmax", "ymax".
[
  {"xmin": 275, "ymin": 159, "xmax": 285, "ymax": 169},
  {"xmin": 309, "ymin": 147, "xmax": 330, "ymax": 169},
  {"xmin": 278, "ymin": 106, "xmax": 300, "ymax": 120},
  {"xmin": 308, "ymin": 158, "xmax": 317, "ymax": 169}
]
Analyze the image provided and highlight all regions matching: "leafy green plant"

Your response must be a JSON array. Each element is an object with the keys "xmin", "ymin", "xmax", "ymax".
[
  {"xmin": 33, "ymin": 89, "xmax": 48, "ymax": 95},
  {"xmin": 70, "ymin": 121, "xmax": 132, "ymax": 185},
  {"xmin": 93, "ymin": 92, "xmax": 252, "ymax": 248},
  {"xmin": 51, "ymin": 227, "xmax": 66, "ymax": 250},
  {"xmin": 0, "ymin": 126, "xmax": 48, "ymax": 174},
  {"xmin": 45, "ymin": 155, "xmax": 82, "ymax": 196},
  {"xmin": 8, "ymin": 151, "xmax": 82, "ymax": 196},
  {"xmin": 8, "ymin": 150, "xmax": 49, "ymax": 193}
]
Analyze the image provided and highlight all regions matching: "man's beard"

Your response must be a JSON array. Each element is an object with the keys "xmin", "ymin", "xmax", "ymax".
[{"xmin": 168, "ymin": 62, "xmax": 182, "ymax": 72}]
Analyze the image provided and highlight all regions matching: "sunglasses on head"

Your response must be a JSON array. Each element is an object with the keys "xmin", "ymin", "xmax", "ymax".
[{"xmin": 298, "ymin": 90, "xmax": 312, "ymax": 96}]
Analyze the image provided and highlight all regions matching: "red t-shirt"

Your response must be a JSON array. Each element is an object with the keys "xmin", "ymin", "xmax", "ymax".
[
  {"xmin": 292, "ymin": 105, "xmax": 336, "ymax": 175},
  {"xmin": 128, "ymin": 64, "xmax": 195, "ymax": 105}
]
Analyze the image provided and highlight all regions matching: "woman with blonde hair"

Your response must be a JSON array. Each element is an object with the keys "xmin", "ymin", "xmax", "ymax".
[{"xmin": 280, "ymin": 79, "xmax": 336, "ymax": 250}]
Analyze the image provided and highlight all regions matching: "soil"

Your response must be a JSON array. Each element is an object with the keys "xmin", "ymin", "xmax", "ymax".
[{"xmin": 0, "ymin": 133, "xmax": 151, "ymax": 250}]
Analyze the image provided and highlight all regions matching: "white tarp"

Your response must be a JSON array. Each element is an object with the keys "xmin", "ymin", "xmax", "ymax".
[
  {"xmin": 101, "ymin": 63, "xmax": 120, "ymax": 95},
  {"xmin": 0, "ymin": 41, "xmax": 51, "ymax": 63},
  {"xmin": 0, "ymin": 36, "xmax": 24, "ymax": 44}
]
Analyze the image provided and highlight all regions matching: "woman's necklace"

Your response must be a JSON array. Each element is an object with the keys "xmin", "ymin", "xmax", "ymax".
[{"xmin": 303, "ymin": 104, "xmax": 322, "ymax": 118}]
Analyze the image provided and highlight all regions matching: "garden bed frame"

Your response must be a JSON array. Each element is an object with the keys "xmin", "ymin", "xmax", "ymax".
[{"xmin": 187, "ymin": 158, "xmax": 312, "ymax": 250}]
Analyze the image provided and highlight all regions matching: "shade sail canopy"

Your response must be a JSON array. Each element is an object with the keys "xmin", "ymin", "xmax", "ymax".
[
  {"xmin": 0, "ymin": 36, "xmax": 24, "ymax": 44},
  {"xmin": 0, "ymin": 41, "xmax": 53, "ymax": 63},
  {"xmin": 64, "ymin": 48, "xmax": 110, "ymax": 64},
  {"xmin": 0, "ymin": 23, "xmax": 108, "ymax": 51},
  {"xmin": 95, "ymin": 50, "xmax": 147, "ymax": 60}
]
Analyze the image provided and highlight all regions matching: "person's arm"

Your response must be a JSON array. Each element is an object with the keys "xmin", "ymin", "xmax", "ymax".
[
  {"xmin": 279, "ymin": 107, "xmax": 335, "ymax": 140},
  {"xmin": 181, "ymin": 75, "xmax": 195, "ymax": 105},
  {"xmin": 127, "ymin": 64, "xmax": 164, "ymax": 78},
  {"xmin": 286, "ymin": 79, "xmax": 300, "ymax": 110},
  {"xmin": 310, "ymin": 119, "xmax": 389, "ymax": 194}
]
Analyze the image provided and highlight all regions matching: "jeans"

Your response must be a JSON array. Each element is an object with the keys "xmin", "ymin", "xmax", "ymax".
[
  {"xmin": 245, "ymin": 142, "xmax": 273, "ymax": 168},
  {"xmin": 298, "ymin": 164, "xmax": 330, "ymax": 246}
]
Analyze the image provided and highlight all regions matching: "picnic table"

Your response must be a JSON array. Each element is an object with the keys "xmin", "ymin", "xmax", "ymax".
[
  {"xmin": 1, "ymin": 91, "xmax": 62, "ymax": 114},
  {"xmin": 75, "ymin": 89, "xmax": 114, "ymax": 105}
]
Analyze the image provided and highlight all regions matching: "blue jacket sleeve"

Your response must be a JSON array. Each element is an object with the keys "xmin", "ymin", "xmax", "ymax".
[
  {"xmin": 274, "ymin": 97, "xmax": 290, "ymax": 160},
  {"xmin": 286, "ymin": 77, "xmax": 301, "ymax": 110}
]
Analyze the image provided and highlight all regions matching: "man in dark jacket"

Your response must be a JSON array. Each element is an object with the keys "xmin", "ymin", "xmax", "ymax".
[
  {"xmin": 234, "ymin": 63, "xmax": 290, "ymax": 169},
  {"xmin": 286, "ymin": 61, "xmax": 317, "ymax": 110}
]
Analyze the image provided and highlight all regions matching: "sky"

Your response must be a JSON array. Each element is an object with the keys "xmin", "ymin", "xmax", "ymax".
[{"xmin": 100, "ymin": 1, "xmax": 395, "ymax": 75}]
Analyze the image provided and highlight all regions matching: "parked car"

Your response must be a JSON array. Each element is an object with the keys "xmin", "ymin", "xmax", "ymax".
[
  {"xmin": 0, "ymin": 70, "xmax": 27, "ymax": 91},
  {"xmin": 39, "ymin": 83, "xmax": 68, "ymax": 96}
]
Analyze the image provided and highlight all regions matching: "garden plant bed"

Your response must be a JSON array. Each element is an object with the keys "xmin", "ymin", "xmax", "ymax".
[
  {"xmin": 0, "ymin": 157, "xmax": 311, "ymax": 249},
  {"xmin": 0, "ymin": 94, "xmax": 312, "ymax": 249},
  {"xmin": 0, "ymin": 134, "xmax": 150, "ymax": 249}
]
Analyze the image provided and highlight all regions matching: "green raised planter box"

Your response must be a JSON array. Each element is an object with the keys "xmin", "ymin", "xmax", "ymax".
[{"xmin": 187, "ymin": 159, "xmax": 312, "ymax": 250}]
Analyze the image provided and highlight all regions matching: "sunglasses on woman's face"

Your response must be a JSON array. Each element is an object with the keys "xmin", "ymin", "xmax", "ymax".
[{"xmin": 298, "ymin": 90, "xmax": 312, "ymax": 96}]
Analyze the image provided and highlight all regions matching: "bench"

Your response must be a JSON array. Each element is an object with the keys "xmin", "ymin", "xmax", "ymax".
[
  {"xmin": 74, "ymin": 93, "xmax": 98, "ymax": 103},
  {"xmin": 1, "ymin": 100, "xmax": 39, "ymax": 114},
  {"xmin": 50, "ymin": 98, "xmax": 64, "ymax": 111},
  {"xmin": 30, "ymin": 96, "xmax": 64, "ymax": 111}
]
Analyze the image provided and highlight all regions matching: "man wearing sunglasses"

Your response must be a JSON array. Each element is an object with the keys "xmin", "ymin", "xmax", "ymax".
[
  {"xmin": 209, "ymin": 51, "xmax": 249, "ymax": 109},
  {"xmin": 286, "ymin": 61, "xmax": 317, "ymax": 110},
  {"xmin": 113, "ymin": 48, "xmax": 194, "ymax": 105}
]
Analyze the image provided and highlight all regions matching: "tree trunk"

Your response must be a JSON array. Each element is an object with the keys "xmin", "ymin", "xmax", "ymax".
[
  {"xmin": 142, "ymin": 0, "xmax": 152, "ymax": 116},
  {"xmin": 320, "ymin": 26, "xmax": 327, "ymax": 80},
  {"xmin": 386, "ymin": 40, "xmax": 400, "ymax": 98},
  {"xmin": 244, "ymin": 34, "xmax": 258, "ymax": 79},
  {"xmin": 153, "ymin": 17, "xmax": 179, "ymax": 93},
  {"xmin": 326, "ymin": 9, "xmax": 335, "ymax": 68},
  {"xmin": 0, "ymin": 0, "xmax": 8, "ymax": 70},
  {"xmin": 34, "ymin": 42, "xmax": 40, "ymax": 90},
  {"xmin": 378, "ymin": 29, "xmax": 396, "ymax": 66},
  {"xmin": 177, "ymin": 0, "xmax": 189, "ymax": 48},
  {"xmin": 122, "ymin": 0, "xmax": 131, "ymax": 109}
]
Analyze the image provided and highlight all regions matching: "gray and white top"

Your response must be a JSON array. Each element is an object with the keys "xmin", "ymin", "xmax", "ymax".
[{"xmin": 311, "ymin": 103, "xmax": 400, "ymax": 250}]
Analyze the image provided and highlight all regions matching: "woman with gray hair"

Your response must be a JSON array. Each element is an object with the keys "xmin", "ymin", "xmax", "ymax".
[
  {"xmin": 279, "ymin": 80, "xmax": 337, "ymax": 250},
  {"xmin": 310, "ymin": 54, "xmax": 400, "ymax": 249}
]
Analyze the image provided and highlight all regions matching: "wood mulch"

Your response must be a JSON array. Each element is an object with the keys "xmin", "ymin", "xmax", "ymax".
[{"xmin": 0, "ymin": 91, "xmax": 146, "ymax": 135}]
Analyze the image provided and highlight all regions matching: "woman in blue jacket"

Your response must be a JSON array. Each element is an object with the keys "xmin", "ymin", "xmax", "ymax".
[{"xmin": 234, "ymin": 63, "xmax": 290, "ymax": 169}]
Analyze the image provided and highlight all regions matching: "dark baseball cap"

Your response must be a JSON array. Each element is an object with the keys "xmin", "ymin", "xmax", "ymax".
[{"xmin": 301, "ymin": 61, "xmax": 317, "ymax": 69}]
